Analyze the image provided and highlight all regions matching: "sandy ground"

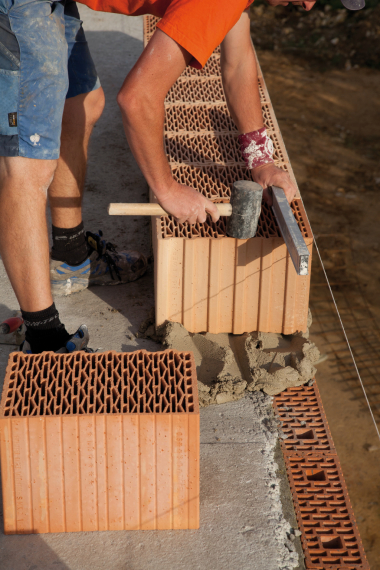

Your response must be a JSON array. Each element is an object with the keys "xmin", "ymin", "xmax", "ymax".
[
  {"xmin": 0, "ymin": 9, "xmax": 302, "ymax": 570},
  {"xmin": 258, "ymin": 49, "xmax": 380, "ymax": 569}
]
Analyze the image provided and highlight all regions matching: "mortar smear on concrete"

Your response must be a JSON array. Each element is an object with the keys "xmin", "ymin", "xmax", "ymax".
[
  {"xmin": 139, "ymin": 309, "xmax": 320, "ymax": 407},
  {"xmin": 249, "ymin": 391, "xmax": 302, "ymax": 569}
]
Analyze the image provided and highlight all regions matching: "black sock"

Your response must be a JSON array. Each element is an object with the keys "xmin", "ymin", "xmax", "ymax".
[
  {"xmin": 21, "ymin": 303, "xmax": 71, "ymax": 353},
  {"xmin": 51, "ymin": 221, "xmax": 89, "ymax": 266}
]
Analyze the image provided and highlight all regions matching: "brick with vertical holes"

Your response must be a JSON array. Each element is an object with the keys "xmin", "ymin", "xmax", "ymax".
[
  {"xmin": 144, "ymin": 15, "xmax": 312, "ymax": 335},
  {"xmin": 0, "ymin": 350, "xmax": 199, "ymax": 534}
]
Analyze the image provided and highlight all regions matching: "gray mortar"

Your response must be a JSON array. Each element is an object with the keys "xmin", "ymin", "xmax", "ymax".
[
  {"xmin": 140, "ymin": 309, "xmax": 320, "ymax": 406},
  {"xmin": 246, "ymin": 391, "xmax": 301, "ymax": 569},
  {"xmin": 274, "ymin": 439, "xmax": 306, "ymax": 570}
]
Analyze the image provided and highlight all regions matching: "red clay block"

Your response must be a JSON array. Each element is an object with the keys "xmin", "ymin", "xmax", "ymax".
[
  {"xmin": 152, "ymin": 199, "xmax": 313, "ymax": 334},
  {"xmin": 285, "ymin": 454, "xmax": 369, "ymax": 569},
  {"xmin": 274, "ymin": 383, "xmax": 370, "ymax": 570},
  {"xmin": 0, "ymin": 350, "xmax": 199, "ymax": 534},
  {"xmin": 144, "ymin": 14, "xmax": 311, "ymax": 335},
  {"xmin": 273, "ymin": 384, "xmax": 336, "ymax": 454}
]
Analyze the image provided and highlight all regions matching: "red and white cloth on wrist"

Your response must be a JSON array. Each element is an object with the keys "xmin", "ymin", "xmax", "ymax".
[{"xmin": 238, "ymin": 127, "xmax": 274, "ymax": 170}]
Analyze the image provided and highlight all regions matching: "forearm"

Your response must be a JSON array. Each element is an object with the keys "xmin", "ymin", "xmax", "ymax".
[
  {"xmin": 118, "ymin": 90, "xmax": 172, "ymax": 200},
  {"xmin": 116, "ymin": 29, "xmax": 219, "ymax": 224},
  {"xmin": 220, "ymin": 10, "xmax": 297, "ymax": 206},
  {"xmin": 221, "ymin": 48, "xmax": 263, "ymax": 134}
]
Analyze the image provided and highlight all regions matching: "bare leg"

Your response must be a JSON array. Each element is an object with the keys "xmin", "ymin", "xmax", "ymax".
[
  {"xmin": 48, "ymin": 88, "xmax": 105, "ymax": 228},
  {"xmin": 0, "ymin": 157, "xmax": 57, "ymax": 312},
  {"xmin": 0, "ymin": 89, "xmax": 104, "ymax": 312}
]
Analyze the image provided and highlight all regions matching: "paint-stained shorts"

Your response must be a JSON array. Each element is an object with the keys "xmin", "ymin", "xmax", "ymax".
[{"xmin": 0, "ymin": 0, "xmax": 100, "ymax": 159}]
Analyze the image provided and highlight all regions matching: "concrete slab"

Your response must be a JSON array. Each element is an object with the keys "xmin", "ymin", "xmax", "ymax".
[{"xmin": 0, "ymin": 8, "xmax": 303, "ymax": 570}]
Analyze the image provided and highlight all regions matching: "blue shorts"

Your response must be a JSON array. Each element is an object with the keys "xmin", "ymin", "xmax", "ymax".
[{"xmin": 0, "ymin": 0, "xmax": 100, "ymax": 159}]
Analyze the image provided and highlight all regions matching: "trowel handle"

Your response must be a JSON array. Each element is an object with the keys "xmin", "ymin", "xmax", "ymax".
[
  {"xmin": 108, "ymin": 203, "xmax": 232, "ymax": 216},
  {"xmin": 0, "ymin": 316, "xmax": 24, "ymax": 334}
]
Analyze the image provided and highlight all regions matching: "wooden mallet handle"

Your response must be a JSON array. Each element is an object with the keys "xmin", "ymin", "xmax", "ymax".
[{"xmin": 108, "ymin": 203, "xmax": 232, "ymax": 216}]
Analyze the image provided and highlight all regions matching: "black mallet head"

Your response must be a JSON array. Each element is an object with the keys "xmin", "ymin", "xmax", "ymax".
[{"xmin": 227, "ymin": 181, "xmax": 263, "ymax": 240}]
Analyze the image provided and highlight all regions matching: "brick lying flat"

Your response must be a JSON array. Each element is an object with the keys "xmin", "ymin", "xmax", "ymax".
[
  {"xmin": 273, "ymin": 383, "xmax": 336, "ymax": 454},
  {"xmin": 274, "ymin": 383, "xmax": 370, "ymax": 570},
  {"xmin": 144, "ymin": 15, "xmax": 312, "ymax": 334},
  {"xmin": 0, "ymin": 350, "xmax": 199, "ymax": 534}
]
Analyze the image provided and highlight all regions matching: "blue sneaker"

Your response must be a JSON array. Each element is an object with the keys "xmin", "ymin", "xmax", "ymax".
[
  {"xmin": 50, "ymin": 230, "xmax": 148, "ymax": 296},
  {"xmin": 21, "ymin": 325, "xmax": 93, "ymax": 354}
]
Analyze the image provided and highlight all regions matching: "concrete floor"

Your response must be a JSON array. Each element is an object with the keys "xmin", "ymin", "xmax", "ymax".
[{"xmin": 0, "ymin": 8, "xmax": 302, "ymax": 569}]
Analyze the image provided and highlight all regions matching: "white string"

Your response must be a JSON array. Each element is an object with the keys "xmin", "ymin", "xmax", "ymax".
[{"xmin": 301, "ymin": 202, "xmax": 380, "ymax": 442}]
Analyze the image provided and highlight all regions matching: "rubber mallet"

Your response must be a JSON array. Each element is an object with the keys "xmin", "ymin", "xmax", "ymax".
[
  {"xmin": 108, "ymin": 180, "xmax": 264, "ymax": 240},
  {"xmin": 108, "ymin": 181, "xmax": 310, "ymax": 275}
]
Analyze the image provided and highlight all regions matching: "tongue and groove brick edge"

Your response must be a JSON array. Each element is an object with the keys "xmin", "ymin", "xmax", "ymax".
[{"xmin": 0, "ymin": 350, "xmax": 199, "ymax": 534}]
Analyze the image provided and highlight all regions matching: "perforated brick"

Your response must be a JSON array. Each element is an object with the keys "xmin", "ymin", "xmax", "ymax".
[
  {"xmin": 165, "ymin": 132, "xmax": 287, "ymax": 166},
  {"xmin": 164, "ymin": 103, "xmax": 237, "ymax": 134},
  {"xmin": 1, "ymin": 350, "xmax": 196, "ymax": 416},
  {"xmin": 143, "ymin": 14, "xmax": 159, "ymax": 45},
  {"xmin": 145, "ymin": 12, "xmax": 309, "ymax": 334},
  {"xmin": 274, "ymin": 384, "xmax": 336, "ymax": 454},
  {"xmin": 159, "ymin": 202, "xmax": 279, "ymax": 240},
  {"xmin": 0, "ymin": 350, "xmax": 200, "ymax": 534},
  {"xmin": 285, "ymin": 454, "xmax": 369, "ymax": 569},
  {"xmin": 262, "ymin": 103, "xmax": 279, "ymax": 132},
  {"xmin": 165, "ymin": 78, "xmax": 226, "ymax": 104},
  {"xmin": 166, "ymin": 77, "xmax": 270, "ymax": 106},
  {"xmin": 274, "ymin": 382, "xmax": 370, "ymax": 569},
  {"xmin": 165, "ymin": 103, "xmax": 281, "ymax": 135},
  {"xmin": 170, "ymin": 163, "xmax": 247, "ymax": 199},
  {"xmin": 159, "ymin": 199, "xmax": 310, "ymax": 241},
  {"xmin": 258, "ymin": 76, "xmax": 269, "ymax": 104}
]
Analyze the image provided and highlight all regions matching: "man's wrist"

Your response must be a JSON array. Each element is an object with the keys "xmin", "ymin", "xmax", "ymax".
[
  {"xmin": 149, "ymin": 172, "xmax": 176, "ymax": 202},
  {"xmin": 251, "ymin": 162, "xmax": 275, "ymax": 181}
]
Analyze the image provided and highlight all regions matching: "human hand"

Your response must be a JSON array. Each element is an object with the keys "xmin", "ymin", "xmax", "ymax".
[
  {"xmin": 156, "ymin": 180, "xmax": 220, "ymax": 224},
  {"xmin": 251, "ymin": 163, "xmax": 297, "ymax": 206}
]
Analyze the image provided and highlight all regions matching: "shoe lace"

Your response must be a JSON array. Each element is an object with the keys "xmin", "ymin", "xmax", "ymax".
[{"xmin": 86, "ymin": 230, "xmax": 122, "ymax": 282}]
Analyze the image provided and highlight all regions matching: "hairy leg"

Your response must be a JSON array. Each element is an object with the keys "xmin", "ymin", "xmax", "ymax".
[
  {"xmin": 0, "ymin": 157, "xmax": 57, "ymax": 312},
  {"xmin": 48, "ymin": 87, "xmax": 105, "ymax": 228}
]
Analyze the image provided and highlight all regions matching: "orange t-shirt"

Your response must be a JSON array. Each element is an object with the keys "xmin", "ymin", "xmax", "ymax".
[{"xmin": 77, "ymin": 0, "xmax": 255, "ymax": 68}]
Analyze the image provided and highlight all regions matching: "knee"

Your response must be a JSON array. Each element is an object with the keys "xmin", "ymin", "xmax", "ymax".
[
  {"xmin": 85, "ymin": 87, "xmax": 105, "ymax": 127},
  {"xmin": 0, "ymin": 157, "xmax": 57, "ymax": 196},
  {"xmin": 36, "ymin": 160, "xmax": 58, "ymax": 189},
  {"xmin": 62, "ymin": 87, "xmax": 105, "ymax": 132}
]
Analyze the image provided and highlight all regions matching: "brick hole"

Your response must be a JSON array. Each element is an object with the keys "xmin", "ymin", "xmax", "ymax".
[
  {"xmin": 322, "ymin": 556, "xmax": 343, "ymax": 564},
  {"xmin": 339, "ymin": 529, "xmax": 356, "ymax": 536},
  {"xmin": 320, "ymin": 535, "xmax": 343, "ymax": 549},
  {"xmin": 305, "ymin": 469, "xmax": 326, "ymax": 481},
  {"xmin": 295, "ymin": 428, "xmax": 315, "ymax": 439}
]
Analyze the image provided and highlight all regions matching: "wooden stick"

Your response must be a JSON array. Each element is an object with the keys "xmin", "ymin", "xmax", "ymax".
[{"xmin": 108, "ymin": 203, "xmax": 233, "ymax": 217}]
